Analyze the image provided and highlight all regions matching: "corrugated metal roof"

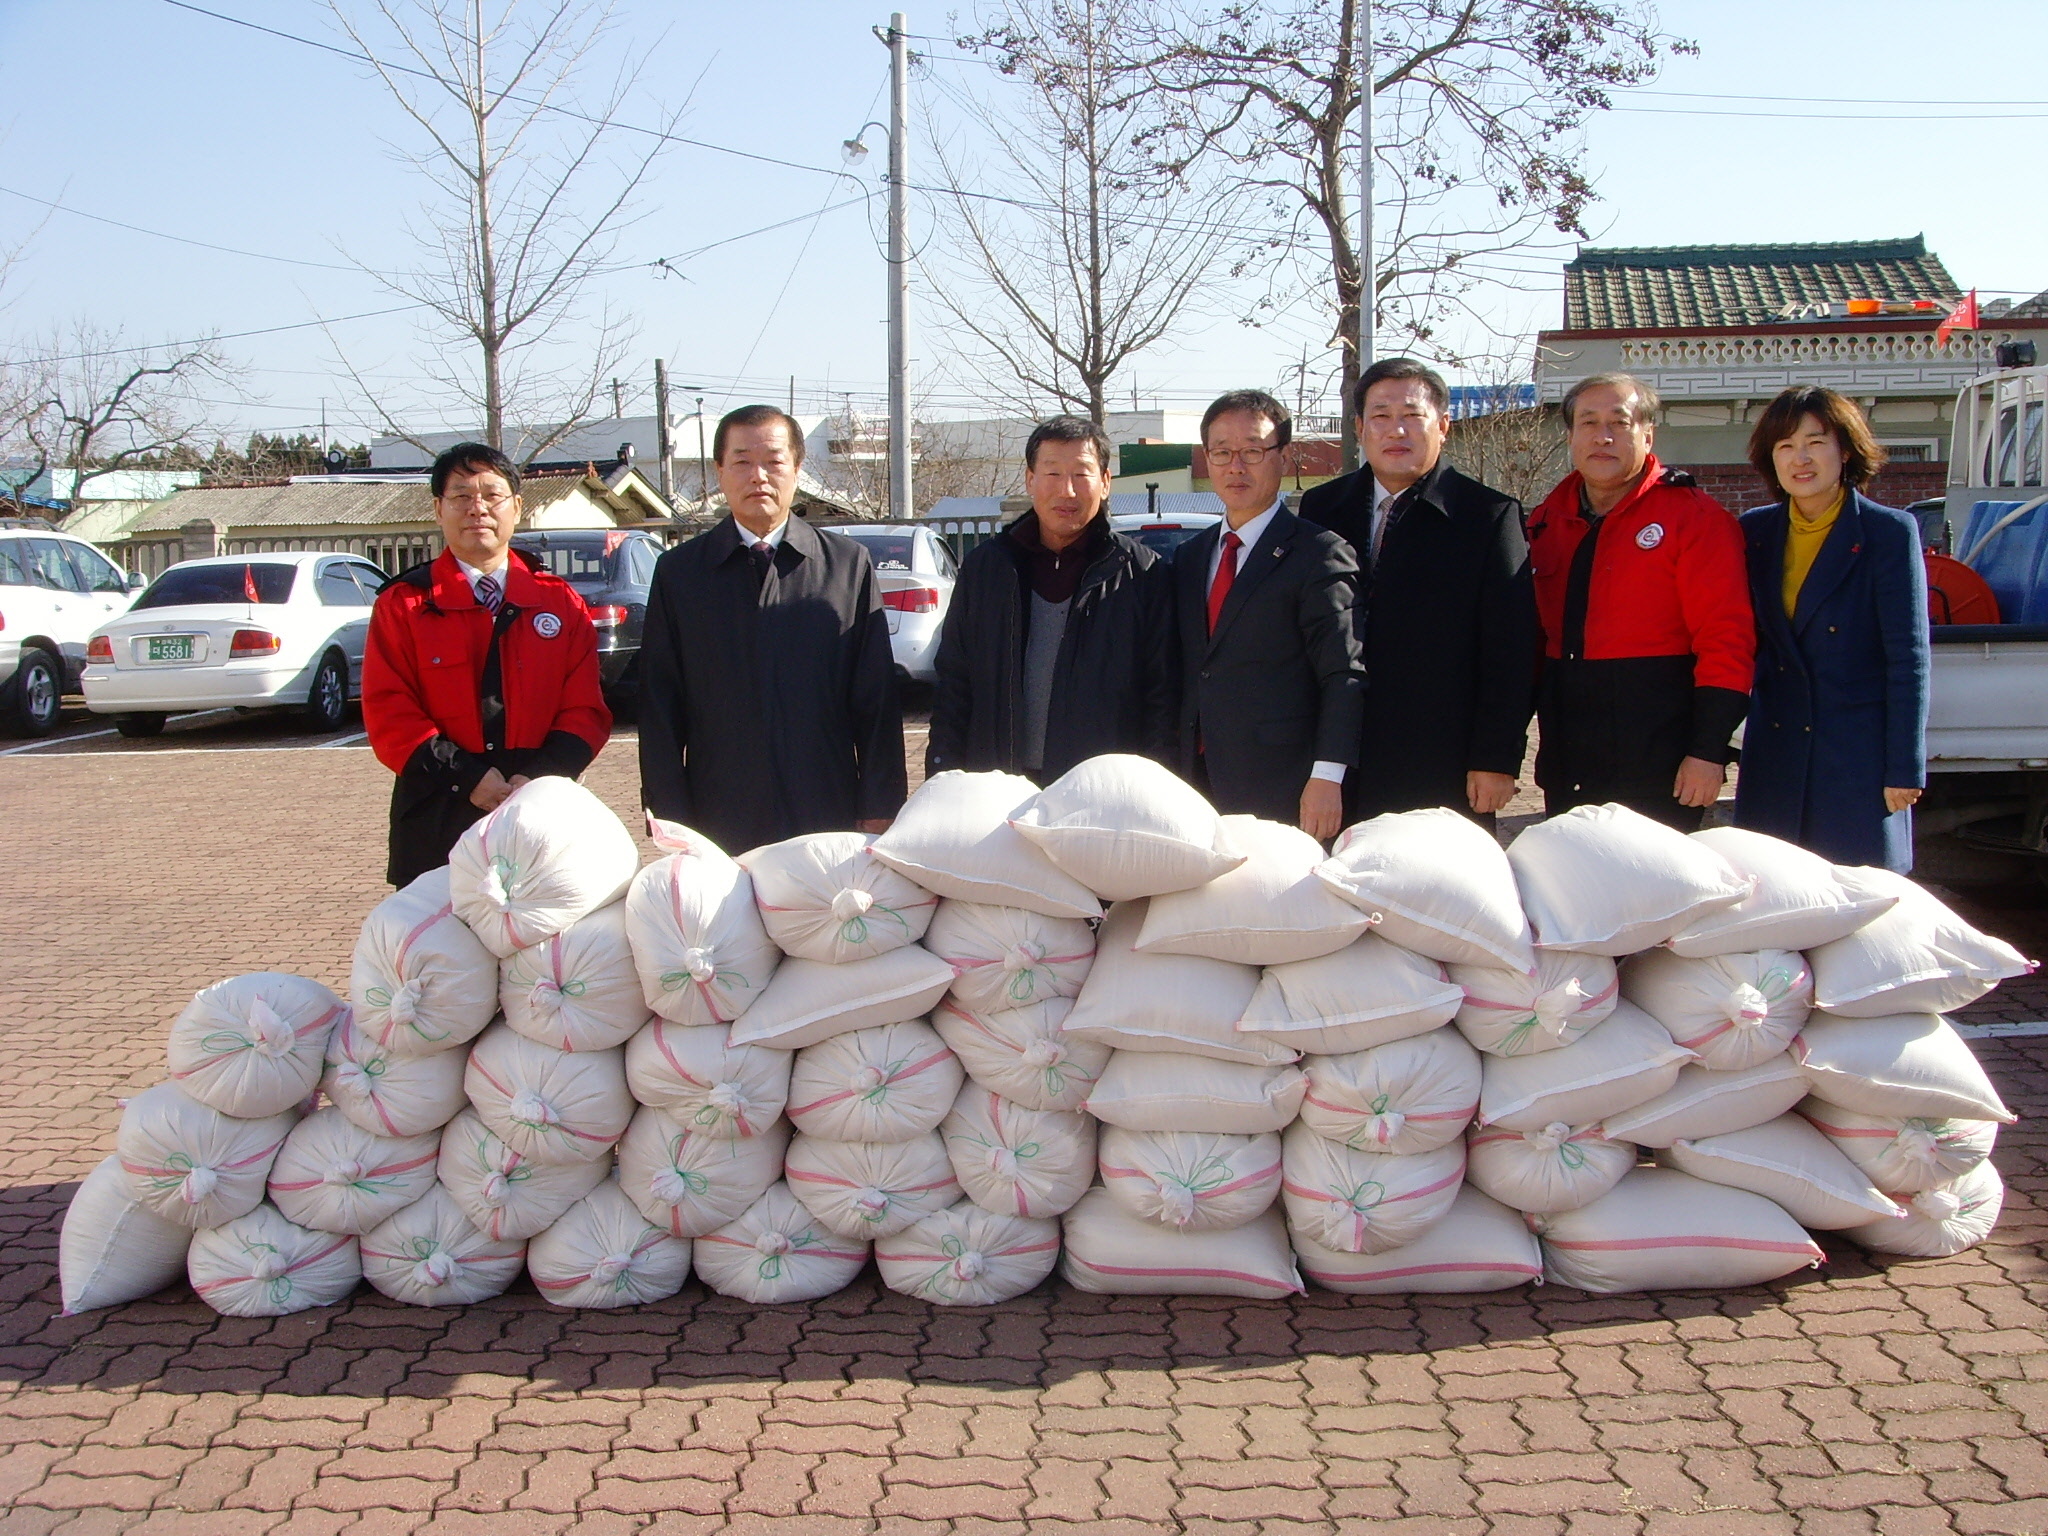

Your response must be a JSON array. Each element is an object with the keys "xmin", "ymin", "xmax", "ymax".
[
  {"xmin": 923, "ymin": 491, "xmax": 1226, "ymax": 527},
  {"xmin": 125, "ymin": 474, "xmax": 593, "ymax": 535},
  {"xmin": 1563, "ymin": 237, "xmax": 1959, "ymax": 330}
]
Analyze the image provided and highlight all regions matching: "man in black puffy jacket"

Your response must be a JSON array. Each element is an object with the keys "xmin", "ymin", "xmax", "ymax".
[{"xmin": 926, "ymin": 415, "xmax": 1177, "ymax": 784}]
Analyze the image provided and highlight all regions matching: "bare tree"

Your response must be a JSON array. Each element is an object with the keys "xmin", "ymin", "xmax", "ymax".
[
  {"xmin": 0, "ymin": 324, "xmax": 230, "ymax": 508},
  {"xmin": 328, "ymin": 0, "xmax": 675, "ymax": 462},
  {"xmin": 921, "ymin": 0, "xmax": 1252, "ymax": 424},
  {"xmin": 1445, "ymin": 401, "xmax": 1568, "ymax": 506},
  {"xmin": 1129, "ymin": 0, "xmax": 1693, "ymax": 467}
]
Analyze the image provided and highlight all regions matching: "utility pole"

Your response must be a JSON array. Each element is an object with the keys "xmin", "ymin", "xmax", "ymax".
[
  {"xmin": 653, "ymin": 359, "xmax": 674, "ymax": 502},
  {"xmin": 882, "ymin": 13, "xmax": 912, "ymax": 521},
  {"xmin": 612, "ymin": 378, "xmax": 625, "ymax": 420},
  {"xmin": 695, "ymin": 395, "xmax": 709, "ymax": 517}
]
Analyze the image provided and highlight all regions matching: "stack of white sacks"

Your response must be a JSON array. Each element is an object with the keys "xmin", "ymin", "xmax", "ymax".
[{"xmin": 59, "ymin": 757, "xmax": 2027, "ymax": 1315}]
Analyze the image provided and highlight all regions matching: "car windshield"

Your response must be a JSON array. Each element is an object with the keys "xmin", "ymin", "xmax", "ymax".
[
  {"xmin": 135, "ymin": 562, "xmax": 297, "ymax": 608},
  {"xmin": 842, "ymin": 531, "xmax": 916, "ymax": 571},
  {"xmin": 1124, "ymin": 524, "xmax": 1211, "ymax": 558},
  {"xmin": 516, "ymin": 538, "xmax": 614, "ymax": 588}
]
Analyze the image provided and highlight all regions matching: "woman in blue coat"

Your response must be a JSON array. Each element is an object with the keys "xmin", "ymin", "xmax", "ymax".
[{"xmin": 1735, "ymin": 385, "xmax": 1929, "ymax": 870}]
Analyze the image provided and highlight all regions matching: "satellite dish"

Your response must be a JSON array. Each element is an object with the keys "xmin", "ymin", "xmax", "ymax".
[{"xmin": 325, "ymin": 449, "xmax": 347, "ymax": 470}]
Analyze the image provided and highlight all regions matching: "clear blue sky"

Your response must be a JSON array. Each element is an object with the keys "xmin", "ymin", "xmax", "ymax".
[{"xmin": 2, "ymin": 0, "xmax": 2043, "ymax": 445}]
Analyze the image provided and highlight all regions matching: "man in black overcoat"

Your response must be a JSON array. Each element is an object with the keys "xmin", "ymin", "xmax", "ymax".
[
  {"xmin": 927, "ymin": 414, "xmax": 1177, "ymax": 784},
  {"xmin": 1297, "ymin": 358, "xmax": 1537, "ymax": 825},
  {"xmin": 638, "ymin": 405, "xmax": 906, "ymax": 854},
  {"xmin": 1174, "ymin": 389, "xmax": 1365, "ymax": 838}
]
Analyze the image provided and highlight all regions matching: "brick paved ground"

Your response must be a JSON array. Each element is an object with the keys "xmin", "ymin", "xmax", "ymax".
[{"xmin": 2, "ymin": 714, "xmax": 2045, "ymax": 1535}]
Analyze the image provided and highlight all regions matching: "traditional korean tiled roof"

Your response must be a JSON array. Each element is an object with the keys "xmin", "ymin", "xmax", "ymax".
[
  {"xmin": 124, "ymin": 473, "xmax": 595, "ymax": 535},
  {"xmin": 1562, "ymin": 237, "xmax": 1960, "ymax": 330}
]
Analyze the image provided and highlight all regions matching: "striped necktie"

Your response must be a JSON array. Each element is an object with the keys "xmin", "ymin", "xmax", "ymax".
[{"xmin": 476, "ymin": 572, "xmax": 503, "ymax": 613}]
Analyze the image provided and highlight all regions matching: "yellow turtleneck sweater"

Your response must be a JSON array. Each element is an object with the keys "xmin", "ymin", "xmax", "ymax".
[{"xmin": 1783, "ymin": 488, "xmax": 1846, "ymax": 618}]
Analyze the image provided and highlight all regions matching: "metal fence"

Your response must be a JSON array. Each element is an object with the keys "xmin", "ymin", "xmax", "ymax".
[
  {"xmin": 928, "ymin": 517, "xmax": 1003, "ymax": 561},
  {"xmin": 116, "ymin": 533, "xmax": 438, "ymax": 580}
]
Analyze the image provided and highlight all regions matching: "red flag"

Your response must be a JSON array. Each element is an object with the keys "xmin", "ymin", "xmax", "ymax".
[{"xmin": 1937, "ymin": 289, "xmax": 1980, "ymax": 348}]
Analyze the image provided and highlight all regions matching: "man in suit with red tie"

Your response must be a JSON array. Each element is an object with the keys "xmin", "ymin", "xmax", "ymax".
[{"xmin": 1173, "ymin": 389, "xmax": 1365, "ymax": 839}]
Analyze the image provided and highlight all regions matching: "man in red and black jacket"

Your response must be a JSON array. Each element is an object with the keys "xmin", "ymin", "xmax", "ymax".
[
  {"xmin": 1527, "ymin": 374, "xmax": 1754, "ymax": 831},
  {"xmin": 363, "ymin": 443, "xmax": 612, "ymax": 886}
]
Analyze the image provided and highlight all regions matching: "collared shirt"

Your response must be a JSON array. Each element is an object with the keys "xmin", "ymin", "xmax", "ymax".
[
  {"xmin": 1206, "ymin": 496, "xmax": 1344, "ymax": 787},
  {"xmin": 1369, "ymin": 477, "xmax": 1402, "ymax": 555},
  {"xmin": 454, "ymin": 556, "xmax": 510, "ymax": 602},
  {"xmin": 733, "ymin": 514, "xmax": 790, "ymax": 553}
]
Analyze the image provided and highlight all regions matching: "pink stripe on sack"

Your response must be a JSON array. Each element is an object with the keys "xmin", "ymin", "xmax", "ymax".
[
  {"xmin": 1469, "ymin": 1127, "xmax": 1604, "ymax": 1150},
  {"xmin": 876, "ymin": 1238, "xmax": 1061, "ymax": 1263},
  {"xmin": 949, "ymin": 950, "xmax": 1092, "ymax": 971},
  {"xmin": 1542, "ymin": 1235, "xmax": 1822, "ymax": 1255},
  {"xmin": 1304, "ymin": 1260, "xmax": 1543, "ymax": 1284},
  {"xmin": 267, "ymin": 1148, "xmax": 440, "ymax": 1193},
  {"xmin": 1100, "ymin": 1162, "xmax": 1282, "ymax": 1203},
  {"xmin": 360, "ymin": 1246, "xmax": 514, "ymax": 1266},
  {"xmin": 1299, "ymin": 1091, "xmax": 1474, "ymax": 1124},
  {"xmin": 936, "ymin": 999, "xmax": 1017, "ymax": 1052},
  {"xmin": 396, "ymin": 905, "xmax": 457, "ymax": 973},
  {"xmin": 191, "ymin": 1234, "xmax": 356, "ymax": 1296},
  {"xmin": 648, "ymin": 1024, "xmax": 757, "ymax": 1138},
  {"xmin": 694, "ymin": 1232, "xmax": 867, "ymax": 1262},
  {"xmin": 1283, "ymin": 1165, "xmax": 1465, "ymax": 1209},
  {"xmin": 1461, "ymin": 975, "xmax": 1618, "ymax": 1014},
  {"xmin": 532, "ymin": 1232, "xmax": 670, "ymax": 1290},
  {"xmin": 467, "ymin": 1057, "xmax": 615, "ymax": 1144},
  {"xmin": 785, "ymin": 1167, "xmax": 958, "ymax": 1196},
  {"xmin": 1797, "ymin": 1112, "xmax": 1895, "ymax": 1141},
  {"xmin": 787, "ymin": 1048, "xmax": 956, "ymax": 1118},
  {"xmin": 667, "ymin": 866, "xmax": 740, "ymax": 1023},
  {"xmin": 1068, "ymin": 1257, "xmax": 1301, "ymax": 1292}
]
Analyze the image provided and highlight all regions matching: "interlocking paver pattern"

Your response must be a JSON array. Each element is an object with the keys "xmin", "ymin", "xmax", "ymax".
[{"xmin": 1, "ymin": 718, "xmax": 2043, "ymax": 1533}]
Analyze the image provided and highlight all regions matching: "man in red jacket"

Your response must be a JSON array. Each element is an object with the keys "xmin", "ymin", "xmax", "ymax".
[
  {"xmin": 1527, "ymin": 374, "xmax": 1754, "ymax": 830},
  {"xmin": 362, "ymin": 443, "xmax": 612, "ymax": 885}
]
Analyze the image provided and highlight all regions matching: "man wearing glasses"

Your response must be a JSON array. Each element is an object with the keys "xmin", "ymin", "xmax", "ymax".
[
  {"xmin": 363, "ymin": 442, "xmax": 612, "ymax": 886},
  {"xmin": 1173, "ymin": 390, "xmax": 1365, "ymax": 839}
]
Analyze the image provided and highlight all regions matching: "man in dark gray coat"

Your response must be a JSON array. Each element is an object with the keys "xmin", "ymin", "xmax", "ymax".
[
  {"xmin": 638, "ymin": 405, "xmax": 906, "ymax": 854},
  {"xmin": 927, "ymin": 415, "xmax": 1176, "ymax": 784}
]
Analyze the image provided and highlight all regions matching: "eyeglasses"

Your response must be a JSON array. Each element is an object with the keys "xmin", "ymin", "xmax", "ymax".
[
  {"xmin": 1206, "ymin": 446, "xmax": 1277, "ymax": 467},
  {"xmin": 439, "ymin": 492, "xmax": 515, "ymax": 511}
]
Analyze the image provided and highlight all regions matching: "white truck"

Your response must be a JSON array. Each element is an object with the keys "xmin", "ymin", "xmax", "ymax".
[{"xmin": 1919, "ymin": 362, "xmax": 2048, "ymax": 875}]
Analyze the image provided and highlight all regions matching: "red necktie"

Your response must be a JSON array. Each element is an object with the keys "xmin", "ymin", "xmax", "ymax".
[{"xmin": 1206, "ymin": 530, "xmax": 1242, "ymax": 635}]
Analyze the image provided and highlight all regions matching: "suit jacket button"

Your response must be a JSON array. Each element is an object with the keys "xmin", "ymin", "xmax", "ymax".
[{"xmin": 1200, "ymin": 669, "xmax": 1211, "ymax": 679}]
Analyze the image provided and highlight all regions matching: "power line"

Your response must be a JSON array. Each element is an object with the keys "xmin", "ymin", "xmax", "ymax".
[
  {"xmin": 32, "ymin": 305, "xmax": 423, "ymax": 365},
  {"xmin": 0, "ymin": 184, "xmax": 362, "ymax": 272}
]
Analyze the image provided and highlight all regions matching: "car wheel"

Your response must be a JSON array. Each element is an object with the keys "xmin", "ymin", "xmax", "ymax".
[
  {"xmin": 5, "ymin": 647, "xmax": 62, "ymax": 738},
  {"xmin": 302, "ymin": 651, "xmax": 349, "ymax": 732},
  {"xmin": 116, "ymin": 712, "xmax": 167, "ymax": 739}
]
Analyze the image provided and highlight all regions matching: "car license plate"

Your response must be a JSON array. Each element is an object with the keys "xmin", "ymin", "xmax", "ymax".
[{"xmin": 146, "ymin": 636, "xmax": 195, "ymax": 662}]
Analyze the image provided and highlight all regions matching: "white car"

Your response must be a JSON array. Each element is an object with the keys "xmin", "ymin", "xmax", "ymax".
[
  {"xmin": 1109, "ymin": 510, "xmax": 1221, "ymax": 562},
  {"xmin": 82, "ymin": 551, "xmax": 387, "ymax": 737},
  {"xmin": 0, "ymin": 520, "xmax": 146, "ymax": 737},
  {"xmin": 829, "ymin": 522, "xmax": 958, "ymax": 683}
]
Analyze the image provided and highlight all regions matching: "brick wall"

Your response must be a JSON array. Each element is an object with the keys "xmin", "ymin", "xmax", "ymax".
[{"xmin": 1674, "ymin": 461, "xmax": 1948, "ymax": 513}]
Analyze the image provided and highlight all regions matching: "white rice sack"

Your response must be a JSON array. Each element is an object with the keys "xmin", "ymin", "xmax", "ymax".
[
  {"xmin": 1009, "ymin": 753, "xmax": 1243, "ymax": 900},
  {"xmin": 1279, "ymin": 1125, "xmax": 1465, "ymax": 1255},
  {"xmin": 623, "ymin": 1019, "xmax": 790, "ymax": 1140},
  {"xmin": 321, "ymin": 1018, "xmax": 470, "ymax": 1139},
  {"xmin": 1668, "ymin": 828, "xmax": 1900, "ymax": 957},
  {"xmin": 1796, "ymin": 1096, "xmax": 1999, "ymax": 1193},
  {"xmin": 527, "ymin": 1180, "xmax": 691, "ymax": 1309},
  {"xmin": 500, "ymin": 902, "xmax": 650, "ymax": 1053},
  {"xmin": 724, "ymin": 946, "xmax": 956, "ymax": 1051},
  {"xmin": 615, "ymin": 1105, "xmax": 790, "ymax": 1239},
  {"xmin": 59, "ymin": 1156, "xmax": 192, "ymax": 1315},
  {"xmin": 116, "ymin": 1083, "xmax": 296, "ymax": 1231},
  {"xmin": 1531, "ymin": 1167, "xmax": 1823, "ymax": 1294},
  {"xmin": 1600, "ymin": 1054, "xmax": 1811, "ymax": 1149},
  {"xmin": 877, "ymin": 1201, "xmax": 1061, "ymax": 1305},
  {"xmin": 1084, "ymin": 1050, "xmax": 1306, "ymax": 1135},
  {"xmin": 739, "ymin": 830, "xmax": 938, "ymax": 964},
  {"xmin": 359, "ymin": 1183, "xmax": 525, "ymax": 1305},
  {"xmin": 449, "ymin": 776, "xmax": 639, "ymax": 958},
  {"xmin": 692, "ymin": 1182, "xmax": 870, "ymax": 1303},
  {"xmin": 1449, "ymin": 951, "xmax": 1618, "ymax": 1058},
  {"xmin": 1060, "ymin": 901, "xmax": 1284, "ymax": 1066},
  {"xmin": 1466, "ymin": 1121, "xmax": 1636, "ymax": 1215},
  {"xmin": 1620, "ymin": 949, "xmax": 1811, "ymax": 1071},
  {"xmin": 626, "ymin": 829, "xmax": 781, "ymax": 1032},
  {"xmin": 925, "ymin": 901, "xmax": 1095, "ymax": 1014},
  {"xmin": 187, "ymin": 1203, "xmax": 360, "ymax": 1316},
  {"xmin": 1842, "ymin": 1160, "xmax": 2004, "ymax": 1258},
  {"xmin": 941, "ymin": 1085, "xmax": 1096, "ymax": 1219},
  {"xmin": 1238, "ymin": 935, "xmax": 1466, "ymax": 1056},
  {"xmin": 1476, "ymin": 1001, "xmax": 1693, "ymax": 1132},
  {"xmin": 1507, "ymin": 803, "xmax": 1751, "ymax": 956},
  {"xmin": 1294, "ymin": 1185, "xmax": 1543, "ymax": 1295},
  {"xmin": 351, "ymin": 866, "xmax": 498, "ymax": 1058},
  {"xmin": 463, "ymin": 1023, "xmax": 632, "ymax": 1166},
  {"xmin": 165, "ymin": 973, "xmax": 347, "ymax": 1119},
  {"xmin": 1793, "ymin": 1012, "xmax": 2016, "ymax": 1123},
  {"xmin": 1314, "ymin": 807, "xmax": 1536, "ymax": 969},
  {"xmin": 437, "ymin": 1107, "xmax": 609, "ymax": 1241},
  {"xmin": 785, "ymin": 1130, "xmax": 962, "ymax": 1239},
  {"xmin": 929, "ymin": 998, "xmax": 1103, "ymax": 1113},
  {"xmin": 1136, "ymin": 816, "xmax": 1370, "ymax": 965},
  {"xmin": 1657, "ymin": 1114, "xmax": 1900, "ymax": 1230},
  {"xmin": 1098, "ymin": 1127, "xmax": 1282, "ymax": 1232},
  {"xmin": 267, "ymin": 1107, "xmax": 439, "ymax": 1235},
  {"xmin": 1298, "ymin": 1030, "xmax": 1482, "ymax": 1155},
  {"xmin": 1060, "ymin": 1187, "xmax": 1302, "ymax": 1298},
  {"xmin": 870, "ymin": 770, "xmax": 1103, "ymax": 919},
  {"xmin": 786, "ymin": 1019, "xmax": 964, "ymax": 1142},
  {"xmin": 1807, "ymin": 869, "xmax": 2034, "ymax": 1018}
]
